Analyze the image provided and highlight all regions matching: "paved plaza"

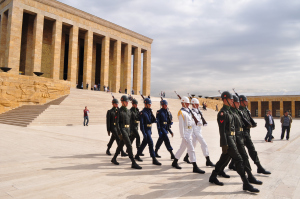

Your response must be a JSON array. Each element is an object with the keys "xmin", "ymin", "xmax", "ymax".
[{"xmin": 1, "ymin": 117, "xmax": 300, "ymax": 198}]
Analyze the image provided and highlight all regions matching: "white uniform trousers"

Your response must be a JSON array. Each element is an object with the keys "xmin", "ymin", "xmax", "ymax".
[
  {"xmin": 175, "ymin": 132, "xmax": 196, "ymax": 162},
  {"xmin": 192, "ymin": 126, "xmax": 209, "ymax": 157}
]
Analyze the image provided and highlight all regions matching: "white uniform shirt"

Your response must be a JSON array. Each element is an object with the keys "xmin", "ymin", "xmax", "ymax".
[
  {"xmin": 192, "ymin": 108, "xmax": 203, "ymax": 127},
  {"xmin": 178, "ymin": 108, "xmax": 193, "ymax": 138}
]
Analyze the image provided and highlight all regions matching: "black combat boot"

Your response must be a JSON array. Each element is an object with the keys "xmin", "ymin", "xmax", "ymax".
[
  {"xmin": 170, "ymin": 150, "xmax": 175, "ymax": 159},
  {"xmin": 172, "ymin": 158, "xmax": 182, "ymax": 169},
  {"xmin": 155, "ymin": 149, "xmax": 161, "ymax": 158},
  {"xmin": 183, "ymin": 153, "xmax": 191, "ymax": 164},
  {"xmin": 192, "ymin": 162, "xmax": 205, "ymax": 174},
  {"xmin": 152, "ymin": 157, "xmax": 162, "ymax": 166},
  {"xmin": 256, "ymin": 162, "xmax": 271, "ymax": 174},
  {"xmin": 218, "ymin": 171, "xmax": 230, "ymax": 178},
  {"xmin": 121, "ymin": 150, "xmax": 128, "ymax": 157},
  {"xmin": 134, "ymin": 154, "xmax": 143, "ymax": 162},
  {"xmin": 209, "ymin": 171, "xmax": 224, "ymax": 186},
  {"xmin": 111, "ymin": 156, "xmax": 119, "ymax": 165},
  {"xmin": 242, "ymin": 177, "xmax": 260, "ymax": 193},
  {"xmin": 106, "ymin": 148, "xmax": 111, "ymax": 156},
  {"xmin": 248, "ymin": 173, "xmax": 263, "ymax": 185},
  {"xmin": 229, "ymin": 160, "xmax": 236, "ymax": 171},
  {"xmin": 131, "ymin": 158, "xmax": 142, "ymax": 169},
  {"xmin": 206, "ymin": 156, "xmax": 215, "ymax": 166}
]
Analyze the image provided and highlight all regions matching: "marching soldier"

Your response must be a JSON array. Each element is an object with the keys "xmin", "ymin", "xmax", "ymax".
[
  {"xmin": 183, "ymin": 98, "xmax": 215, "ymax": 166},
  {"xmin": 106, "ymin": 98, "xmax": 127, "ymax": 157},
  {"xmin": 134, "ymin": 98, "xmax": 161, "ymax": 166},
  {"xmin": 154, "ymin": 99, "xmax": 175, "ymax": 159},
  {"xmin": 111, "ymin": 95, "xmax": 141, "ymax": 169},
  {"xmin": 219, "ymin": 95, "xmax": 262, "ymax": 185},
  {"xmin": 130, "ymin": 99, "xmax": 142, "ymax": 154},
  {"xmin": 238, "ymin": 95, "xmax": 271, "ymax": 175},
  {"xmin": 209, "ymin": 91, "xmax": 259, "ymax": 193},
  {"xmin": 171, "ymin": 96, "xmax": 205, "ymax": 174}
]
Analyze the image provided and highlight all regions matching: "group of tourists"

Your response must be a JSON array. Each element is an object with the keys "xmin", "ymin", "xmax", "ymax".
[{"xmin": 105, "ymin": 91, "xmax": 272, "ymax": 193}]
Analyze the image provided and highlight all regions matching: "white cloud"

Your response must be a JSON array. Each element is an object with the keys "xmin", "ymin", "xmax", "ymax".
[{"xmin": 58, "ymin": 0, "xmax": 300, "ymax": 97}]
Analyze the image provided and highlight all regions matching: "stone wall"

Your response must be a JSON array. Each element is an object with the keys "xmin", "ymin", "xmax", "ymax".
[
  {"xmin": 0, "ymin": 72, "xmax": 70, "ymax": 114},
  {"xmin": 198, "ymin": 98, "xmax": 223, "ymax": 111}
]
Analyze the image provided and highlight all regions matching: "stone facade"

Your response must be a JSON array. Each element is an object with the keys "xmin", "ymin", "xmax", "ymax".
[
  {"xmin": 0, "ymin": 72, "xmax": 70, "ymax": 114},
  {"xmin": 247, "ymin": 96, "xmax": 300, "ymax": 118},
  {"xmin": 0, "ymin": 0, "xmax": 152, "ymax": 95}
]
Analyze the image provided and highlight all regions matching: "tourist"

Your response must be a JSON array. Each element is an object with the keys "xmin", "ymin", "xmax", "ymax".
[
  {"xmin": 132, "ymin": 89, "xmax": 134, "ymax": 95},
  {"xmin": 281, "ymin": 111, "xmax": 292, "ymax": 140},
  {"xmin": 94, "ymin": 84, "xmax": 97, "ymax": 91},
  {"xmin": 81, "ymin": 82, "xmax": 83, "ymax": 89},
  {"xmin": 119, "ymin": 88, "xmax": 121, "ymax": 93},
  {"xmin": 83, "ymin": 106, "xmax": 90, "ymax": 126},
  {"xmin": 97, "ymin": 83, "xmax": 100, "ymax": 91},
  {"xmin": 264, "ymin": 110, "xmax": 275, "ymax": 142},
  {"xmin": 125, "ymin": 88, "xmax": 127, "ymax": 94},
  {"xmin": 107, "ymin": 86, "xmax": 110, "ymax": 92}
]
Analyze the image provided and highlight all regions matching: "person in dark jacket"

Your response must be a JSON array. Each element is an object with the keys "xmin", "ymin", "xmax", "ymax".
[
  {"xmin": 106, "ymin": 99, "xmax": 127, "ymax": 157},
  {"xmin": 264, "ymin": 110, "xmax": 275, "ymax": 142},
  {"xmin": 280, "ymin": 111, "xmax": 292, "ymax": 140},
  {"xmin": 209, "ymin": 91, "xmax": 259, "ymax": 193},
  {"xmin": 134, "ymin": 98, "xmax": 161, "ymax": 166},
  {"xmin": 111, "ymin": 95, "xmax": 141, "ymax": 169},
  {"xmin": 130, "ymin": 99, "xmax": 141, "ymax": 152}
]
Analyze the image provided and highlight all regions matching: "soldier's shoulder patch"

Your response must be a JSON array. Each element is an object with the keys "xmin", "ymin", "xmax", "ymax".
[{"xmin": 220, "ymin": 112, "xmax": 224, "ymax": 116}]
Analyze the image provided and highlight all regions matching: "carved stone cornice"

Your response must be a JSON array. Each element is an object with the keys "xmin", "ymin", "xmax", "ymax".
[{"xmin": 33, "ymin": 0, "xmax": 153, "ymax": 44}]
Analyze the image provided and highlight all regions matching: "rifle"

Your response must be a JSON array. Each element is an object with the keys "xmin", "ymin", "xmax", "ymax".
[
  {"xmin": 232, "ymin": 88, "xmax": 256, "ymax": 127},
  {"xmin": 174, "ymin": 91, "xmax": 199, "ymax": 125},
  {"xmin": 188, "ymin": 93, "xmax": 208, "ymax": 126},
  {"xmin": 139, "ymin": 91, "xmax": 156, "ymax": 123}
]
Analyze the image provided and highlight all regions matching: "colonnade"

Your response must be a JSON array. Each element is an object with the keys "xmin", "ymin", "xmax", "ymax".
[{"xmin": 0, "ymin": 2, "xmax": 151, "ymax": 95}]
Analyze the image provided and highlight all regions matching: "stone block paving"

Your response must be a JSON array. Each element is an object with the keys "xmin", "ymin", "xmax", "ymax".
[{"xmin": 0, "ymin": 118, "xmax": 299, "ymax": 198}]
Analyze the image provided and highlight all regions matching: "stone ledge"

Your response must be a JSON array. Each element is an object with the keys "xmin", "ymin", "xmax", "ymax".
[{"xmin": 33, "ymin": 0, "xmax": 153, "ymax": 44}]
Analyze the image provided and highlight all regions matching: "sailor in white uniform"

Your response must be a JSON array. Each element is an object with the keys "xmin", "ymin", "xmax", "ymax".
[
  {"xmin": 171, "ymin": 96, "xmax": 205, "ymax": 173},
  {"xmin": 183, "ymin": 98, "xmax": 215, "ymax": 166}
]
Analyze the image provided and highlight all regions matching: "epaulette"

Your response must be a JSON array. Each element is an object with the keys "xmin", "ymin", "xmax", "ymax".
[{"xmin": 178, "ymin": 110, "xmax": 185, "ymax": 120}]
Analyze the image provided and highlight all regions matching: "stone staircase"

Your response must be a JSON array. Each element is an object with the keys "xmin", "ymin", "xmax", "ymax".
[
  {"xmin": 0, "ymin": 88, "xmax": 218, "ymax": 127},
  {"xmin": 0, "ymin": 95, "xmax": 69, "ymax": 127}
]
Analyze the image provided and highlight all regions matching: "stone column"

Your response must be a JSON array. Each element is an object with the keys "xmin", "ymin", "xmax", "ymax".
[
  {"xmin": 269, "ymin": 100, "xmax": 272, "ymax": 113},
  {"xmin": 51, "ymin": 20, "xmax": 62, "ymax": 80},
  {"xmin": 111, "ymin": 40, "xmax": 121, "ymax": 92},
  {"xmin": 25, "ymin": 15, "xmax": 34, "ymax": 76},
  {"xmin": 291, "ymin": 101, "xmax": 295, "ymax": 118},
  {"xmin": 280, "ymin": 100, "xmax": 284, "ymax": 117},
  {"xmin": 247, "ymin": 101, "xmax": 251, "ymax": 114},
  {"xmin": 100, "ymin": 36, "xmax": 110, "ymax": 91},
  {"xmin": 67, "ymin": 25, "xmax": 78, "ymax": 87},
  {"xmin": 142, "ymin": 49, "xmax": 151, "ymax": 96},
  {"xmin": 5, "ymin": 6, "xmax": 23, "ymax": 74},
  {"xmin": 91, "ymin": 42, "xmax": 96, "ymax": 87},
  {"xmin": 258, "ymin": 100, "xmax": 261, "ymax": 117},
  {"xmin": 30, "ymin": 13, "xmax": 44, "ymax": 75},
  {"xmin": 123, "ymin": 43, "xmax": 131, "ymax": 94},
  {"xmin": 133, "ymin": 47, "xmax": 141, "ymax": 94},
  {"xmin": 83, "ymin": 30, "xmax": 93, "ymax": 90},
  {"xmin": 0, "ymin": 12, "xmax": 8, "ymax": 68},
  {"xmin": 59, "ymin": 32, "xmax": 65, "ymax": 80}
]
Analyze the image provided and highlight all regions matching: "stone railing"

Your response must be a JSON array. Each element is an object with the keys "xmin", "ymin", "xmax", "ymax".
[{"xmin": 0, "ymin": 72, "xmax": 70, "ymax": 114}]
